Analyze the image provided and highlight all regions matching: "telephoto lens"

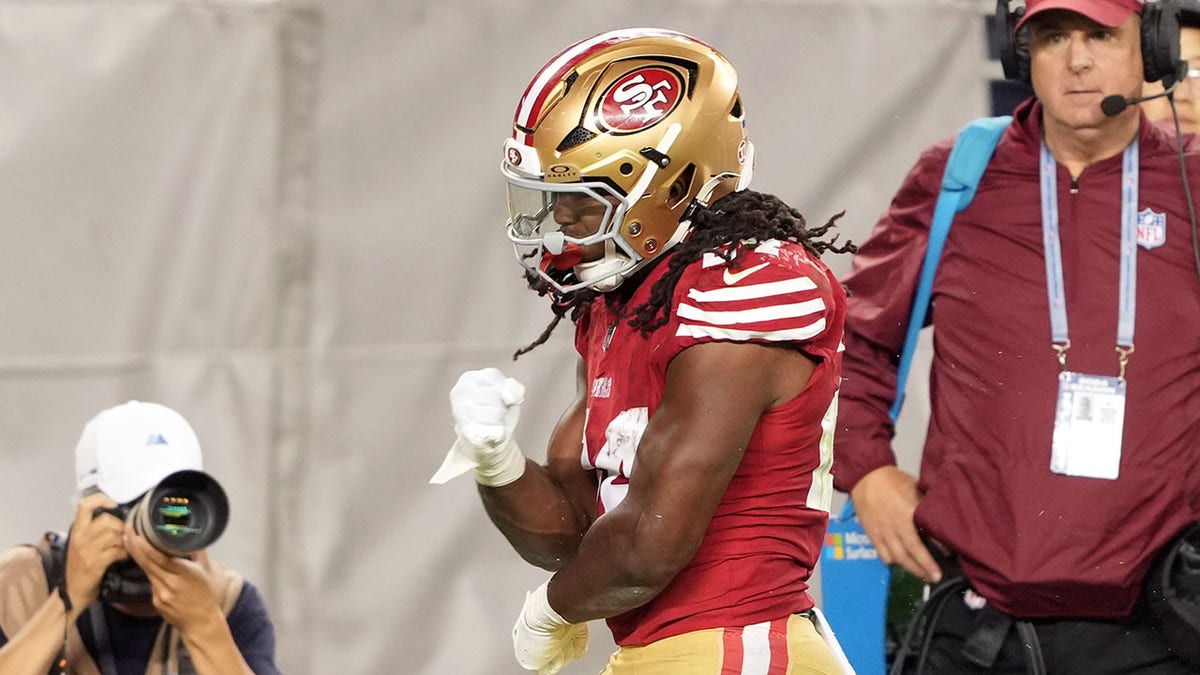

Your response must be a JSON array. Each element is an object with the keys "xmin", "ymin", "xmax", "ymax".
[
  {"xmin": 89, "ymin": 469, "xmax": 230, "ymax": 602},
  {"xmin": 128, "ymin": 469, "xmax": 229, "ymax": 557}
]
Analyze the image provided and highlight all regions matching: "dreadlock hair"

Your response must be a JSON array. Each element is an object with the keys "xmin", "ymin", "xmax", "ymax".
[
  {"xmin": 511, "ymin": 266, "xmax": 597, "ymax": 361},
  {"xmin": 627, "ymin": 189, "xmax": 855, "ymax": 335},
  {"xmin": 512, "ymin": 188, "xmax": 855, "ymax": 359}
]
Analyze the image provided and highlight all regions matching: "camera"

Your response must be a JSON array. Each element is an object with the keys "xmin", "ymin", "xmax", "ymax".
[{"xmin": 91, "ymin": 469, "xmax": 229, "ymax": 602}]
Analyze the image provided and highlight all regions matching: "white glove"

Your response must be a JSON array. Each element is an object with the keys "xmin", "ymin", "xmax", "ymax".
[
  {"xmin": 513, "ymin": 580, "xmax": 588, "ymax": 675},
  {"xmin": 430, "ymin": 368, "xmax": 528, "ymax": 487}
]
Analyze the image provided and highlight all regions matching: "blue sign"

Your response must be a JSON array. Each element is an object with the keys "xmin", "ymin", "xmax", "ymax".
[{"xmin": 820, "ymin": 500, "xmax": 889, "ymax": 675}]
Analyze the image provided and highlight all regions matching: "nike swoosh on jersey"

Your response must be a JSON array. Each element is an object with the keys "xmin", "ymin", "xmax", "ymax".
[{"xmin": 722, "ymin": 261, "xmax": 771, "ymax": 285}]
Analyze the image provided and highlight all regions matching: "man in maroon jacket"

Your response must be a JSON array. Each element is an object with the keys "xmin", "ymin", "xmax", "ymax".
[{"xmin": 836, "ymin": 0, "xmax": 1200, "ymax": 672}]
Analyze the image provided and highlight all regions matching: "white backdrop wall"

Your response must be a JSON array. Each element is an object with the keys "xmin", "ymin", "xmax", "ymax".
[{"xmin": 0, "ymin": 1, "xmax": 987, "ymax": 673}]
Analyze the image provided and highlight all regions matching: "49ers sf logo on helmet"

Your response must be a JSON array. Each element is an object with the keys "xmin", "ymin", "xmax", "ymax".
[{"xmin": 597, "ymin": 67, "xmax": 683, "ymax": 133}]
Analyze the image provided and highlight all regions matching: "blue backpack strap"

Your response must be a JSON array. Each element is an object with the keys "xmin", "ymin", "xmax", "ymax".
[{"xmin": 888, "ymin": 116, "xmax": 1011, "ymax": 422}]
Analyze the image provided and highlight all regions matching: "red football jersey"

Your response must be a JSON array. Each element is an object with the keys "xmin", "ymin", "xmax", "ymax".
[{"xmin": 574, "ymin": 239, "xmax": 846, "ymax": 645}]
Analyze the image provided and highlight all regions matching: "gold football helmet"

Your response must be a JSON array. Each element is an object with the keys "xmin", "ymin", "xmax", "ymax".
[{"xmin": 503, "ymin": 28, "xmax": 754, "ymax": 294}]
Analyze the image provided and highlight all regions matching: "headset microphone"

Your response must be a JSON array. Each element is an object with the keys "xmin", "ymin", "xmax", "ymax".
[
  {"xmin": 1101, "ymin": 61, "xmax": 1188, "ymax": 117},
  {"xmin": 1102, "ymin": 79, "xmax": 1184, "ymax": 117}
]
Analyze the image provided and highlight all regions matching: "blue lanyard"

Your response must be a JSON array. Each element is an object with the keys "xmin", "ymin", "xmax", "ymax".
[{"xmin": 1038, "ymin": 140, "xmax": 1138, "ymax": 377}]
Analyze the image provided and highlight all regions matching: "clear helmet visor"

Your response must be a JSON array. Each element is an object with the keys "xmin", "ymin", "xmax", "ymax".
[
  {"xmin": 502, "ymin": 167, "xmax": 640, "ymax": 294},
  {"xmin": 504, "ymin": 182, "xmax": 557, "ymax": 240}
]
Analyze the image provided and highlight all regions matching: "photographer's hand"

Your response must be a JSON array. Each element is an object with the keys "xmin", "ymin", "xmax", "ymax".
[
  {"xmin": 125, "ymin": 527, "xmax": 253, "ymax": 675},
  {"xmin": 65, "ymin": 492, "xmax": 130, "ymax": 616},
  {"xmin": 0, "ymin": 493, "xmax": 127, "ymax": 675}
]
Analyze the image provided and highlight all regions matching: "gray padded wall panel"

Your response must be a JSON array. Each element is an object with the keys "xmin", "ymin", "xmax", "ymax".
[{"xmin": 0, "ymin": 1, "xmax": 984, "ymax": 673}]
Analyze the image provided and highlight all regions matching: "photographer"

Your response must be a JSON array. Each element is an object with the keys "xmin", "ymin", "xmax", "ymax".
[{"xmin": 0, "ymin": 400, "xmax": 278, "ymax": 674}]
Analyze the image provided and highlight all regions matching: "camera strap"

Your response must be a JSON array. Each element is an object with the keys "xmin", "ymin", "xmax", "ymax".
[
  {"xmin": 87, "ymin": 604, "xmax": 119, "ymax": 675},
  {"xmin": 86, "ymin": 604, "xmax": 196, "ymax": 675},
  {"xmin": 38, "ymin": 532, "xmax": 68, "ymax": 597},
  {"xmin": 38, "ymin": 532, "xmax": 69, "ymax": 675}
]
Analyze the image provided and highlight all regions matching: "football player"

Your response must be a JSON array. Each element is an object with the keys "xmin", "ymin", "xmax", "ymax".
[{"xmin": 434, "ymin": 28, "xmax": 854, "ymax": 674}]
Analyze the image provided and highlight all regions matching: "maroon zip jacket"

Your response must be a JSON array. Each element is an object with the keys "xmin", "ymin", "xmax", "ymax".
[{"xmin": 834, "ymin": 98, "xmax": 1200, "ymax": 618}]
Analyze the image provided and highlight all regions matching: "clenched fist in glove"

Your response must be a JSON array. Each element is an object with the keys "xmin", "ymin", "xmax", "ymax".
[
  {"xmin": 430, "ymin": 368, "xmax": 528, "ymax": 487},
  {"xmin": 513, "ymin": 580, "xmax": 588, "ymax": 674}
]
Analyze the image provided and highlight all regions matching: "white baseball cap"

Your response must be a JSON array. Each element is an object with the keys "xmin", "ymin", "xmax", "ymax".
[{"xmin": 74, "ymin": 400, "xmax": 204, "ymax": 503}]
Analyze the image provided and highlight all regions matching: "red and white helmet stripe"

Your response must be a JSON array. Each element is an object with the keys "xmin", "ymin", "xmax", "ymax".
[{"xmin": 512, "ymin": 27, "xmax": 697, "ymax": 146}]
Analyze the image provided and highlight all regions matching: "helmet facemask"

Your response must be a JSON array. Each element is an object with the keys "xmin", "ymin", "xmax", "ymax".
[{"xmin": 505, "ymin": 161, "xmax": 638, "ymax": 294}]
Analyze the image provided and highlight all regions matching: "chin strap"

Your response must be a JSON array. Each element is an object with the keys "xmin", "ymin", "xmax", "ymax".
[
  {"xmin": 576, "ymin": 218, "xmax": 694, "ymax": 293},
  {"xmin": 574, "ymin": 255, "xmax": 632, "ymax": 292}
]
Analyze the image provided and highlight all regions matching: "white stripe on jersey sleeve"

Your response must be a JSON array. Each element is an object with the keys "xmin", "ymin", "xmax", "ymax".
[
  {"xmin": 686, "ymin": 276, "xmax": 817, "ymax": 303},
  {"xmin": 677, "ymin": 298, "xmax": 826, "ymax": 326},
  {"xmin": 674, "ymin": 319, "xmax": 827, "ymax": 342}
]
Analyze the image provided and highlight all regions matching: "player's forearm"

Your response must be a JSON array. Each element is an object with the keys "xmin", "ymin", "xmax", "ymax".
[
  {"xmin": 180, "ymin": 612, "xmax": 254, "ymax": 675},
  {"xmin": 544, "ymin": 506, "xmax": 691, "ymax": 623},
  {"xmin": 0, "ymin": 595, "xmax": 73, "ymax": 675},
  {"xmin": 479, "ymin": 459, "xmax": 591, "ymax": 570}
]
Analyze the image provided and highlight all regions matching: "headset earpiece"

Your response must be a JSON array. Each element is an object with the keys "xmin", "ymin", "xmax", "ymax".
[
  {"xmin": 995, "ymin": 0, "xmax": 1031, "ymax": 84},
  {"xmin": 996, "ymin": 0, "xmax": 1183, "ymax": 87},
  {"xmin": 1141, "ymin": 0, "xmax": 1184, "ymax": 87}
]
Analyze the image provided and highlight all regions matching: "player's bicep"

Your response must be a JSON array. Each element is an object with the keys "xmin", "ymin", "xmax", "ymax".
[{"xmin": 620, "ymin": 341, "xmax": 803, "ymax": 565}]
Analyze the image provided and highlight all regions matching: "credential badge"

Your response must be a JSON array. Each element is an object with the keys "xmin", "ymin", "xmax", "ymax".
[{"xmin": 1136, "ymin": 208, "xmax": 1167, "ymax": 250}]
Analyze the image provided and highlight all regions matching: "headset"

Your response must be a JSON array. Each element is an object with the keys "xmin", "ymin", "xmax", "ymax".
[
  {"xmin": 993, "ymin": 0, "xmax": 1183, "ymax": 87},
  {"xmin": 993, "ymin": 0, "xmax": 1200, "ymax": 300}
]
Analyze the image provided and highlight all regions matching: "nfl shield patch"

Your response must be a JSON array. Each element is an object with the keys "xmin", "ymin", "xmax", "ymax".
[{"xmin": 1137, "ymin": 208, "xmax": 1167, "ymax": 250}]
